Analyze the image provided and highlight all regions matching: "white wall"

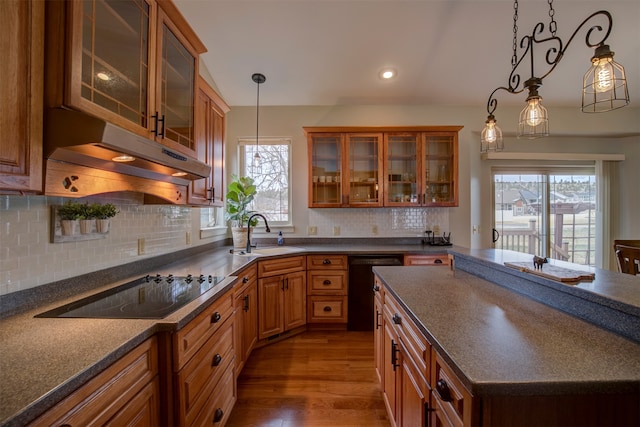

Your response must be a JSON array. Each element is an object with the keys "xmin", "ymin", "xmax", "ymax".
[{"xmin": 226, "ymin": 104, "xmax": 640, "ymax": 251}]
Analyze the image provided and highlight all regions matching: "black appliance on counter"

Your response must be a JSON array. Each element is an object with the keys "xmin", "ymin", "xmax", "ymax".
[
  {"xmin": 36, "ymin": 274, "xmax": 226, "ymax": 319},
  {"xmin": 348, "ymin": 255, "xmax": 404, "ymax": 331}
]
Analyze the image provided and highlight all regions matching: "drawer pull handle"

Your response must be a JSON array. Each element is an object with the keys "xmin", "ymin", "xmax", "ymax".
[
  {"xmin": 322, "ymin": 259, "xmax": 331, "ymax": 265},
  {"xmin": 372, "ymin": 284, "xmax": 380, "ymax": 292},
  {"xmin": 375, "ymin": 310, "xmax": 382, "ymax": 329},
  {"xmin": 391, "ymin": 339, "xmax": 400, "ymax": 371},
  {"xmin": 323, "ymin": 279, "xmax": 332, "ymax": 285},
  {"xmin": 435, "ymin": 379, "xmax": 454, "ymax": 402},
  {"xmin": 213, "ymin": 408, "xmax": 224, "ymax": 423},
  {"xmin": 243, "ymin": 295, "xmax": 250, "ymax": 311},
  {"xmin": 323, "ymin": 306, "xmax": 332, "ymax": 312},
  {"xmin": 242, "ymin": 276, "xmax": 249, "ymax": 283},
  {"xmin": 392, "ymin": 313, "xmax": 402, "ymax": 325},
  {"xmin": 212, "ymin": 353, "xmax": 222, "ymax": 367},
  {"xmin": 435, "ymin": 258, "xmax": 443, "ymax": 264},
  {"xmin": 211, "ymin": 312, "xmax": 222, "ymax": 323}
]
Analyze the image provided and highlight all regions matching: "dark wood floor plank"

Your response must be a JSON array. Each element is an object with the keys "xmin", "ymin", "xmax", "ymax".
[{"xmin": 227, "ymin": 330, "xmax": 390, "ymax": 427}]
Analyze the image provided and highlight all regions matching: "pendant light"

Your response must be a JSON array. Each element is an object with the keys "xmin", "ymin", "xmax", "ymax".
[
  {"xmin": 480, "ymin": 2, "xmax": 629, "ymax": 151},
  {"xmin": 252, "ymin": 73, "xmax": 266, "ymax": 174}
]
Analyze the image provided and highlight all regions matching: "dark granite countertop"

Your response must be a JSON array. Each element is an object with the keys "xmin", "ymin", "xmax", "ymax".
[
  {"xmin": 373, "ymin": 265, "xmax": 640, "ymax": 397},
  {"xmin": 0, "ymin": 241, "xmax": 450, "ymax": 426}
]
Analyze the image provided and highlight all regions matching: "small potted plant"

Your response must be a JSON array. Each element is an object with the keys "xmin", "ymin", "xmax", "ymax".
[
  {"xmin": 225, "ymin": 175, "xmax": 258, "ymax": 249},
  {"xmin": 57, "ymin": 200, "xmax": 85, "ymax": 235},
  {"xmin": 77, "ymin": 202, "xmax": 95, "ymax": 234},
  {"xmin": 90, "ymin": 203, "xmax": 119, "ymax": 233}
]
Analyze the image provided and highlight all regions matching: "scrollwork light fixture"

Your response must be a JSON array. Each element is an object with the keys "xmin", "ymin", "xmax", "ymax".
[{"xmin": 481, "ymin": 0, "xmax": 630, "ymax": 152}]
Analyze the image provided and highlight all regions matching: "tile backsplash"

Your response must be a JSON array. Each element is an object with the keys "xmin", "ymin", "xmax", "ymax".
[{"xmin": 0, "ymin": 193, "xmax": 197, "ymax": 296}]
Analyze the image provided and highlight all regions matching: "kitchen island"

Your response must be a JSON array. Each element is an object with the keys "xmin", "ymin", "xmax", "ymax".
[{"xmin": 373, "ymin": 251, "xmax": 640, "ymax": 426}]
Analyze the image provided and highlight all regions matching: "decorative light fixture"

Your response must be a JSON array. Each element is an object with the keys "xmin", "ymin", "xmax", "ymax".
[
  {"xmin": 252, "ymin": 73, "xmax": 266, "ymax": 174},
  {"xmin": 481, "ymin": 1, "xmax": 629, "ymax": 152}
]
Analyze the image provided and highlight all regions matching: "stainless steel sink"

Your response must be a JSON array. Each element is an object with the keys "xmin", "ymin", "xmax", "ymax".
[{"xmin": 233, "ymin": 246, "xmax": 305, "ymax": 256}]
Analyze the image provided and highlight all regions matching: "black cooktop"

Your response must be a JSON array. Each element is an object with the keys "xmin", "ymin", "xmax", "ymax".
[{"xmin": 36, "ymin": 274, "xmax": 226, "ymax": 319}]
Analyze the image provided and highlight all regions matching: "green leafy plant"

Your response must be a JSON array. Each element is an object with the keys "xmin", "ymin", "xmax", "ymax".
[
  {"xmin": 225, "ymin": 175, "xmax": 258, "ymax": 228},
  {"xmin": 90, "ymin": 203, "xmax": 119, "ymax": 219},
  {"xmin": 57, "ymin": 201, "xmax": 88, "ymax": 221}
]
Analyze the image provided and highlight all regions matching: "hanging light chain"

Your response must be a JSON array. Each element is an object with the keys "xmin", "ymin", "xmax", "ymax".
[
  {"xmin": 511, "ymin": 0, "xmax": 519, "ymax": 69},
  {"xmin": 547, "ymin": 0, "xmax": 557, "ymax": 36}
]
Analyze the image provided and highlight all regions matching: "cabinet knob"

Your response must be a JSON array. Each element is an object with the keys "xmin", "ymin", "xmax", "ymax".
[
  {"xmin": 323, "ymin": 306, "xmax": 332, "ymax": 312},
  {"xmin": 435, "ymin": 379, "xmax": 454, "ymax": 402},
  {"xmin": 322, "ymin": 259, "xmax": 332, "ymax": 265},
  {"xmin": 242, "ymin": 276, "xmax": 249, "ymax": 284},
  {"xmin": 213, "ymin": 408, "xmax": 224, "ymax": 423},
  {"xmin": 211, "ymin": 312, "xmax": 222, "ymax": 323},
  {"xmin": 392, "ymin": 313, "xmax": 402, "ymax": 325},
  {"xmin": 435, "ymin": 258, "xmax": 443, "ymax": 264},
  {"xmin": 372, "ymin": 285, "xmax": 380, "ymax": 292},
  {"xmin": 322, "ymin": 279, "xmax": 332, "ymax": 285},
  {"xmin": 212, "ymin": 353, "xmax": 222, "ymax": 367}
]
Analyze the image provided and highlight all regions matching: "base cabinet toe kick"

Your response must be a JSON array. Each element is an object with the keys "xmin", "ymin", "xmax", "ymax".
[{"xmin": 373, "ymin": 268, "xmax": 640, "ymax": 427}]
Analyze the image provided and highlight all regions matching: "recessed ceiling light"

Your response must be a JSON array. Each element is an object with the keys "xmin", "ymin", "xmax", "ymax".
[
  {"xmin": 172, "ymin": 172, "xmax": 188, "ymax": 177},
  {"xmin": 379, "ymin": 68, "xmax": 396, "ymax": 80}
]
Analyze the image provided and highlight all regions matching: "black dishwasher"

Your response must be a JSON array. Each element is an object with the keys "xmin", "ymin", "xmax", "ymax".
[{"xmin": 348, "ymin": 255, "xmax": 404, "ymax": 330}]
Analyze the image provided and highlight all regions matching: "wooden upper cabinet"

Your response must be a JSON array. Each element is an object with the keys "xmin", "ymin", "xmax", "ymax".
[
  {"xmin": 45, "ymin": 0, "xmax": 206, "ymax": 157},
  {"xmin": 190, "ymin": 77, "xmax": 229, "ymax": 206},
  {"xmin": 0, "ymin": 0, "xmax": 44, "ymax": 193},
  {"xmin": 305, "ymin": 126, "xmax": 462, "ymax": 208}
]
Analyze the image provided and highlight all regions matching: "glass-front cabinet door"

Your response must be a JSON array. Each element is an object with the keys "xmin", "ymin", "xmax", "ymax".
[
  {"xmin": 346, "ymin": 133, "xmax": 383, "ymax": 207},
  {"xmin": 308, "ymin": 134, "xmax": 343, "ymax": 207},
  {"xmin": 384, "ymin": 133, "xmax": 420, "ymax": 206},
  {"xmin": 69, "ymin": 0, "xmax": 152, "ymax": 130},
  {"xmin": 156, "ymin": 9, "xmax": 198, "ymax": 154},
  {"xmin": 422, "ymin": 133, "xmax": 458, "ymax": 206}
]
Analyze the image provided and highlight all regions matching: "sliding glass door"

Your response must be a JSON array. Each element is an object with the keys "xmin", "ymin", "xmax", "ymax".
[{"xmin": 493, "ymin": 170, "xmax": 597, "ymax": 266}]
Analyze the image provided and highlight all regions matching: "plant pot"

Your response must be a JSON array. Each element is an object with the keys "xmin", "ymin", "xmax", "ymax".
[
  {"xmin": 231, "ymin": 226, "xmax": 252, "ymax": 250},
  {"xmin": 60, "ymin": 219, "xmax": 78, "ymax": 236},
  {"xmin": 96, "ymin": 219, "xmax": 110, "ymax": 234},
  {"xmin": 79, "ymin": 219, "xmax": 95, "ymax": 234}
]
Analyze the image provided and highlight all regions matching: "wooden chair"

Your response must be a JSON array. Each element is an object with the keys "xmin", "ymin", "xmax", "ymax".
[{"xmin": 615, "ymin": 245, "xmax": 640, "ymax": 275}]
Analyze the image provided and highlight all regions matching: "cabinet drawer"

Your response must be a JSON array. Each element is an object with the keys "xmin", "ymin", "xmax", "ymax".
[
  {"xmin": 191, "ymin": 366, "xmax": 236, "ymax": 427},
  {"xmin": 384, "ymin": 291, "xmax": 430, "ymax": 378},
  {"xmin": 307, "ymin": 296, "xmax": 347, "ymax": 323},
  {"xmin": 173, "ymin": 291, "xmax": 234, "ymax": 370},
  {"xmin": 30, "ymin": 337, "xmax": 158, "ymax": 427},
  {"xmin": 234, "ymin": 264, "xmax": 258, "ymax": 303},
  {"xmin": 258, "ymin": 255, "xmax": 305, "ymax": 277},
  {"xmin": 176, "ymin": 320, "xmax": 235, "ymax": 426},
  {"xmin": 432, "ymin": 353, "xmax": 472, "ymax": 427},
  {"xmin": 306, "ymin": 254, "xmax": 347, "ymax": 269},
  {"xmin": 307, "ymin": 270, "xmax": 348, "ymax": 294},
  {"xmin": 404, "ymin": 254, "xmax": 451, "ymax": 266}
]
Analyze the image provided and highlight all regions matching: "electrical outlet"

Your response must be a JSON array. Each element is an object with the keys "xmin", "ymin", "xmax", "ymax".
[
  {"xmin": 433, "ymin": 225, "xmax": 440, "ymax": 235},
  {"xmin": 138, "ymin": 238, "xmax": 145, "ymax": 255},
  {"xmin": 372, "ymin": 225, "xmax": 378, "ymax": 235},
  {"xmin": 308, "ymin": 226, "xmax": 317, "ymax": 235},
  {"xmin": 333, "ymin": 226, "xmax": 341, "ymax": 236},
  {"xmin": 186, "ymin": 231, "xmax": 191, "ymax": 245}
]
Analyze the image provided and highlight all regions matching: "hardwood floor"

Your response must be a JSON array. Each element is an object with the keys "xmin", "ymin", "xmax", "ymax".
[{"xmin": 227, "ymin": 330, "xmax": 391, "ymax": 427}]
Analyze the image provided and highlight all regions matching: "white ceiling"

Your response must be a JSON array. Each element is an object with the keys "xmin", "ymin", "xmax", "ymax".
[{"xmin": 173, "ymin": 0, "xmax": 640, "ymax": 110}]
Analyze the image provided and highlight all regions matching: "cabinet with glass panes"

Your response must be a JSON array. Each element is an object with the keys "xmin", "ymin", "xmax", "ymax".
[
  {"xmin": 45, "ymin": 0, "xmax": 206, "ymax": 157},
  {"xmin": 305, "ymin": 127, "xmax": 461, "ymax": 208}
]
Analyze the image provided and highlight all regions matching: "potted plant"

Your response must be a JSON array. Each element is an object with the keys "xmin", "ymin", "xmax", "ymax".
[
  {"xmin": 225, "ymin": 175, "xmax": 258, "ymax": 249},
  {"xmin": 57, "ymin": 200, "xmax": 85, "ymax": 235},
  {"xmin": 90, "ymin": 203, "xmax": 119, "ymax": 233}
]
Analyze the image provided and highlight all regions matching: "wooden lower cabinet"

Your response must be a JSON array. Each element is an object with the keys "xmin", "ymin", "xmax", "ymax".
[
  {"xmin": 257, "ymin": 256, "xmax": 306, "ymax": 339},
  {"xmin": 306, "ymin": 255, "xmax": 348, "ymax": 325},
  {"xmin": 172, "ymin": 289, "xmax": 237, "ymax": 427},
  {"xmin": 234, "ymin": 265, "xmax": 258, "ymax": 376},
  {"xmin": 404, "ymin": 254, "xmax": 451, "ymax": 266},
  {"xmin": 29, "ymin": 337, "xmax": 160, "ymax": 426}
]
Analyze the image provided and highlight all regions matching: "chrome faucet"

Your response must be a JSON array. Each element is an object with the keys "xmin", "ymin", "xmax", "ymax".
[{"xmin": 246, "ymin": 213, "xmax": 271, "ymax": 253}]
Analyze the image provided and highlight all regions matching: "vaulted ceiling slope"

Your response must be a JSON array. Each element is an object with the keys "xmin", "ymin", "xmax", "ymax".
[{"xmin": 174, "ymin": 0, "xmax": 639, "ymax": 109}]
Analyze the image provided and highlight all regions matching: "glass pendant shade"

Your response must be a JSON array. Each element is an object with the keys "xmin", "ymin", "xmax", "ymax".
[
  {"xmin": 518, "ymin": 96, "xmax": 549, "ymax": 139},
  {"xmin": 480, "ymin": 115, "xmax": 504, "ymax": 152},
  {"xmin": 582, "ymin": 45, "xmax": 630, "ymax": 113}
]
